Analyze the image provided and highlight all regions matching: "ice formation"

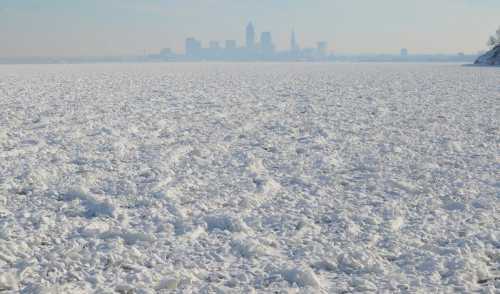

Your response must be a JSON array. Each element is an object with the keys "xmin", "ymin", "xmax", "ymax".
[{"xmin": 0, "ymin": 63, "xmax": 499, "ymax": 292}]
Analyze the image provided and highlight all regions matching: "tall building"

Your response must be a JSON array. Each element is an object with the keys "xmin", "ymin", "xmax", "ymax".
[
  {"xmin": 317, "ymin": 41, "xmax": 328, "ymax": 57},
  {"xmin": 185, "ymin": 38, "xmax": 201, "ymax": 56},
  {"xmin": 246, "ymin": 22, "xmax": 256, "ymax": 49},
  {"xmin": 260, "ymin": 32, "xmax": 274, "ymax": 53},
  {"xmin": 291, "ymin": 30, "xmax": 299, "ymax": 52},
  {"xmin": 400, "ymin": 48, "xmax": 409, "ymax": 57}
]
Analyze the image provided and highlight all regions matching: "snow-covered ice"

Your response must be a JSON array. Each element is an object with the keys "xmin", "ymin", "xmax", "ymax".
[{"xmin": 0, "ymin": 62, "xmax": 499, "ymax": 293}]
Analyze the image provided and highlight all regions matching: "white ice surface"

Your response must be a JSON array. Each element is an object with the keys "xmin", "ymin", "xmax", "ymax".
[{"xmin": 0, "ymin": 63, "xmax": 499, "ymax": 293}]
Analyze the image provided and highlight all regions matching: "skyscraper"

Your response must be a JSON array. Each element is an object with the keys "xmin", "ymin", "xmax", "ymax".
[
  {"xmin": 246, "ymin": 22, "xmax": 255, "ymax": 49},
  {"xmin": 291, "ymin": 30, "xmax": 299, "ymax": 52},
  {"xmin": 400, "ymin": 48, "xmax": 409, "ymax": 57},
  {"xmin": 317, "ymin": 41, "xmax": 328, "ymax": 57},
  {"xmin": 185, "ymin": 38, "xmax": 201, "ymax": 57},
  {"xmin": 260, "ymin": 32, "xmax": 274, "ymax": 54}
]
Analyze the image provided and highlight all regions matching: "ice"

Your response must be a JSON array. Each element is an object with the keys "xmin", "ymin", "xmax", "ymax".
[
  {"xmin": 0, "ymin": 272, "xmax": 17, "ymax": 292},
  {"xmin": 62, "ymin": 187, "xmax": 116, "ymax": 218},
  {"xmin": 0, "ymin": 63, "xmax": 499, "ymax": 292},
  {"xmin": 157, "ymin": 277, "xmax": 180, "ymax": 290},
  {"xmin": 230, "ymin": 235, "xmax": 275, "ymax": 258},
  {"xmin": 280, "ymin": 266, "xmax": 322, "ymax": 288},
  {"xmin": 205, "ymin": 214, "xmax": 249, "ymax": 233}
]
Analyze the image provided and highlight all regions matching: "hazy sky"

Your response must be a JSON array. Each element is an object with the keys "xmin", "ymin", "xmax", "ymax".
[{"xmin": 1, "ymin": 0, "xmax": 499, "ymax": 57}]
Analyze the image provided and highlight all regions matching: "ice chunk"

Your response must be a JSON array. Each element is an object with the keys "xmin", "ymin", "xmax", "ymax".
[
  {"xmin": 205, "ymin": 214, "xmax": 249, "ymax": 233},
  {"xmin": 351, "ymin": 277, "xmax": 377, "ymax": 291},
  {"xmin": 80, "ymin": 220, "xmax": 110, "ymax": 238},
  {"xmin": 62, "ymin": 187, "xmax": 115, "ymax": 218},
  {"xmin": 231, "ymin": 236, "xmax": 271, "ymax": 258},
  {"xmin": 0, "ymin": 272, "xmax": 17, "ymax": 292},
  {"xmin": 281, "ymin": 267, "xmax": 321, "ymax": 288},
  {"xmin": 312, "ymin": 259, "xmax": 337, "ymax": 272},
  {"xmin": 157, "ymin": 277, "xmax": 179, "ymax": 290}
]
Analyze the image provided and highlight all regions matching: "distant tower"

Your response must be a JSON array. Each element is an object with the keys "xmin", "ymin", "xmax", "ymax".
[
  {"xmin": 317, "ymin": 41, "xmax": 328, "ymax": 57},
  {"xmin": 185, "ymin": 37, "xmax": 201, "ymax": 57},
  {"xmin": 246, "ymin": 22, "xmax": 256, "ymax": 49},
  {"xmin": 291, "ymin": 30, "xmax": 299, "ymax": 52},
  {"xmin": 400, "ymin": 48, "xmax": 408, "ymax": 57},
  {"xmin": 260, "ymin": 32, "xmax": 274, "ymax": 54}
]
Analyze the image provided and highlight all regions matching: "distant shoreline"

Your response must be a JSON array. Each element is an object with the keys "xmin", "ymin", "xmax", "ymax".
[
  {"xmin": 0, "ymin": 60, "xmax": 479, "ymax": 66},
  {"xmin": 0, "ymin": 54, "xmax": 479, "ymax": 65}
]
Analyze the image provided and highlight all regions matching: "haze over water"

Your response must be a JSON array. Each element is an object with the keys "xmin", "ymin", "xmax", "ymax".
[{"xmin": 1, "ymin": 0, "xmax": 499, "ymax": 57}]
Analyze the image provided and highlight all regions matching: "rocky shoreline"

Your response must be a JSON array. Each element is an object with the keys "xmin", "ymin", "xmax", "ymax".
[{"xmin": 474, "ymin": 45, "xmax": 500, "ymax": 66}]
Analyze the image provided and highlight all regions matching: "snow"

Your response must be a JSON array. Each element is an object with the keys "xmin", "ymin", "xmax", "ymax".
[{"xmin": 0, "ymin": 62, "xmax": 499, "ymax": 292}]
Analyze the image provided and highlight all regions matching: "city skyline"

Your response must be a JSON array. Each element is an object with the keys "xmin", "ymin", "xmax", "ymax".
[
  {"xmin": 0, "ymin": 19, "xmax": 483, "ymax": 63},
  {"xmin": 178, "ymin": 22, "xmax": 329, "ymax": 61},
  {"xmin": 1, "ymin": 0, "xmax": 499, "ymax": 57}
]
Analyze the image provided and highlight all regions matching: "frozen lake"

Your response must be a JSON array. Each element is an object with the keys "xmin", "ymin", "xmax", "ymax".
[{"xmin": 0, "ymin": 63, "xmax": 499, "ymax": 293}]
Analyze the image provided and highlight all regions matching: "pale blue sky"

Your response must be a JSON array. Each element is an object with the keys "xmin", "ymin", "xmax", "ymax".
[{"xmin": 0, "ymin": 0, "xmax": 498, "ymax": 57}]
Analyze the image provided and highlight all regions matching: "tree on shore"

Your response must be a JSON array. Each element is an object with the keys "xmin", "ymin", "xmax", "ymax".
[{"xmin": 487, "ymin": 26, "xmax": 500, "ymax": 47}]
